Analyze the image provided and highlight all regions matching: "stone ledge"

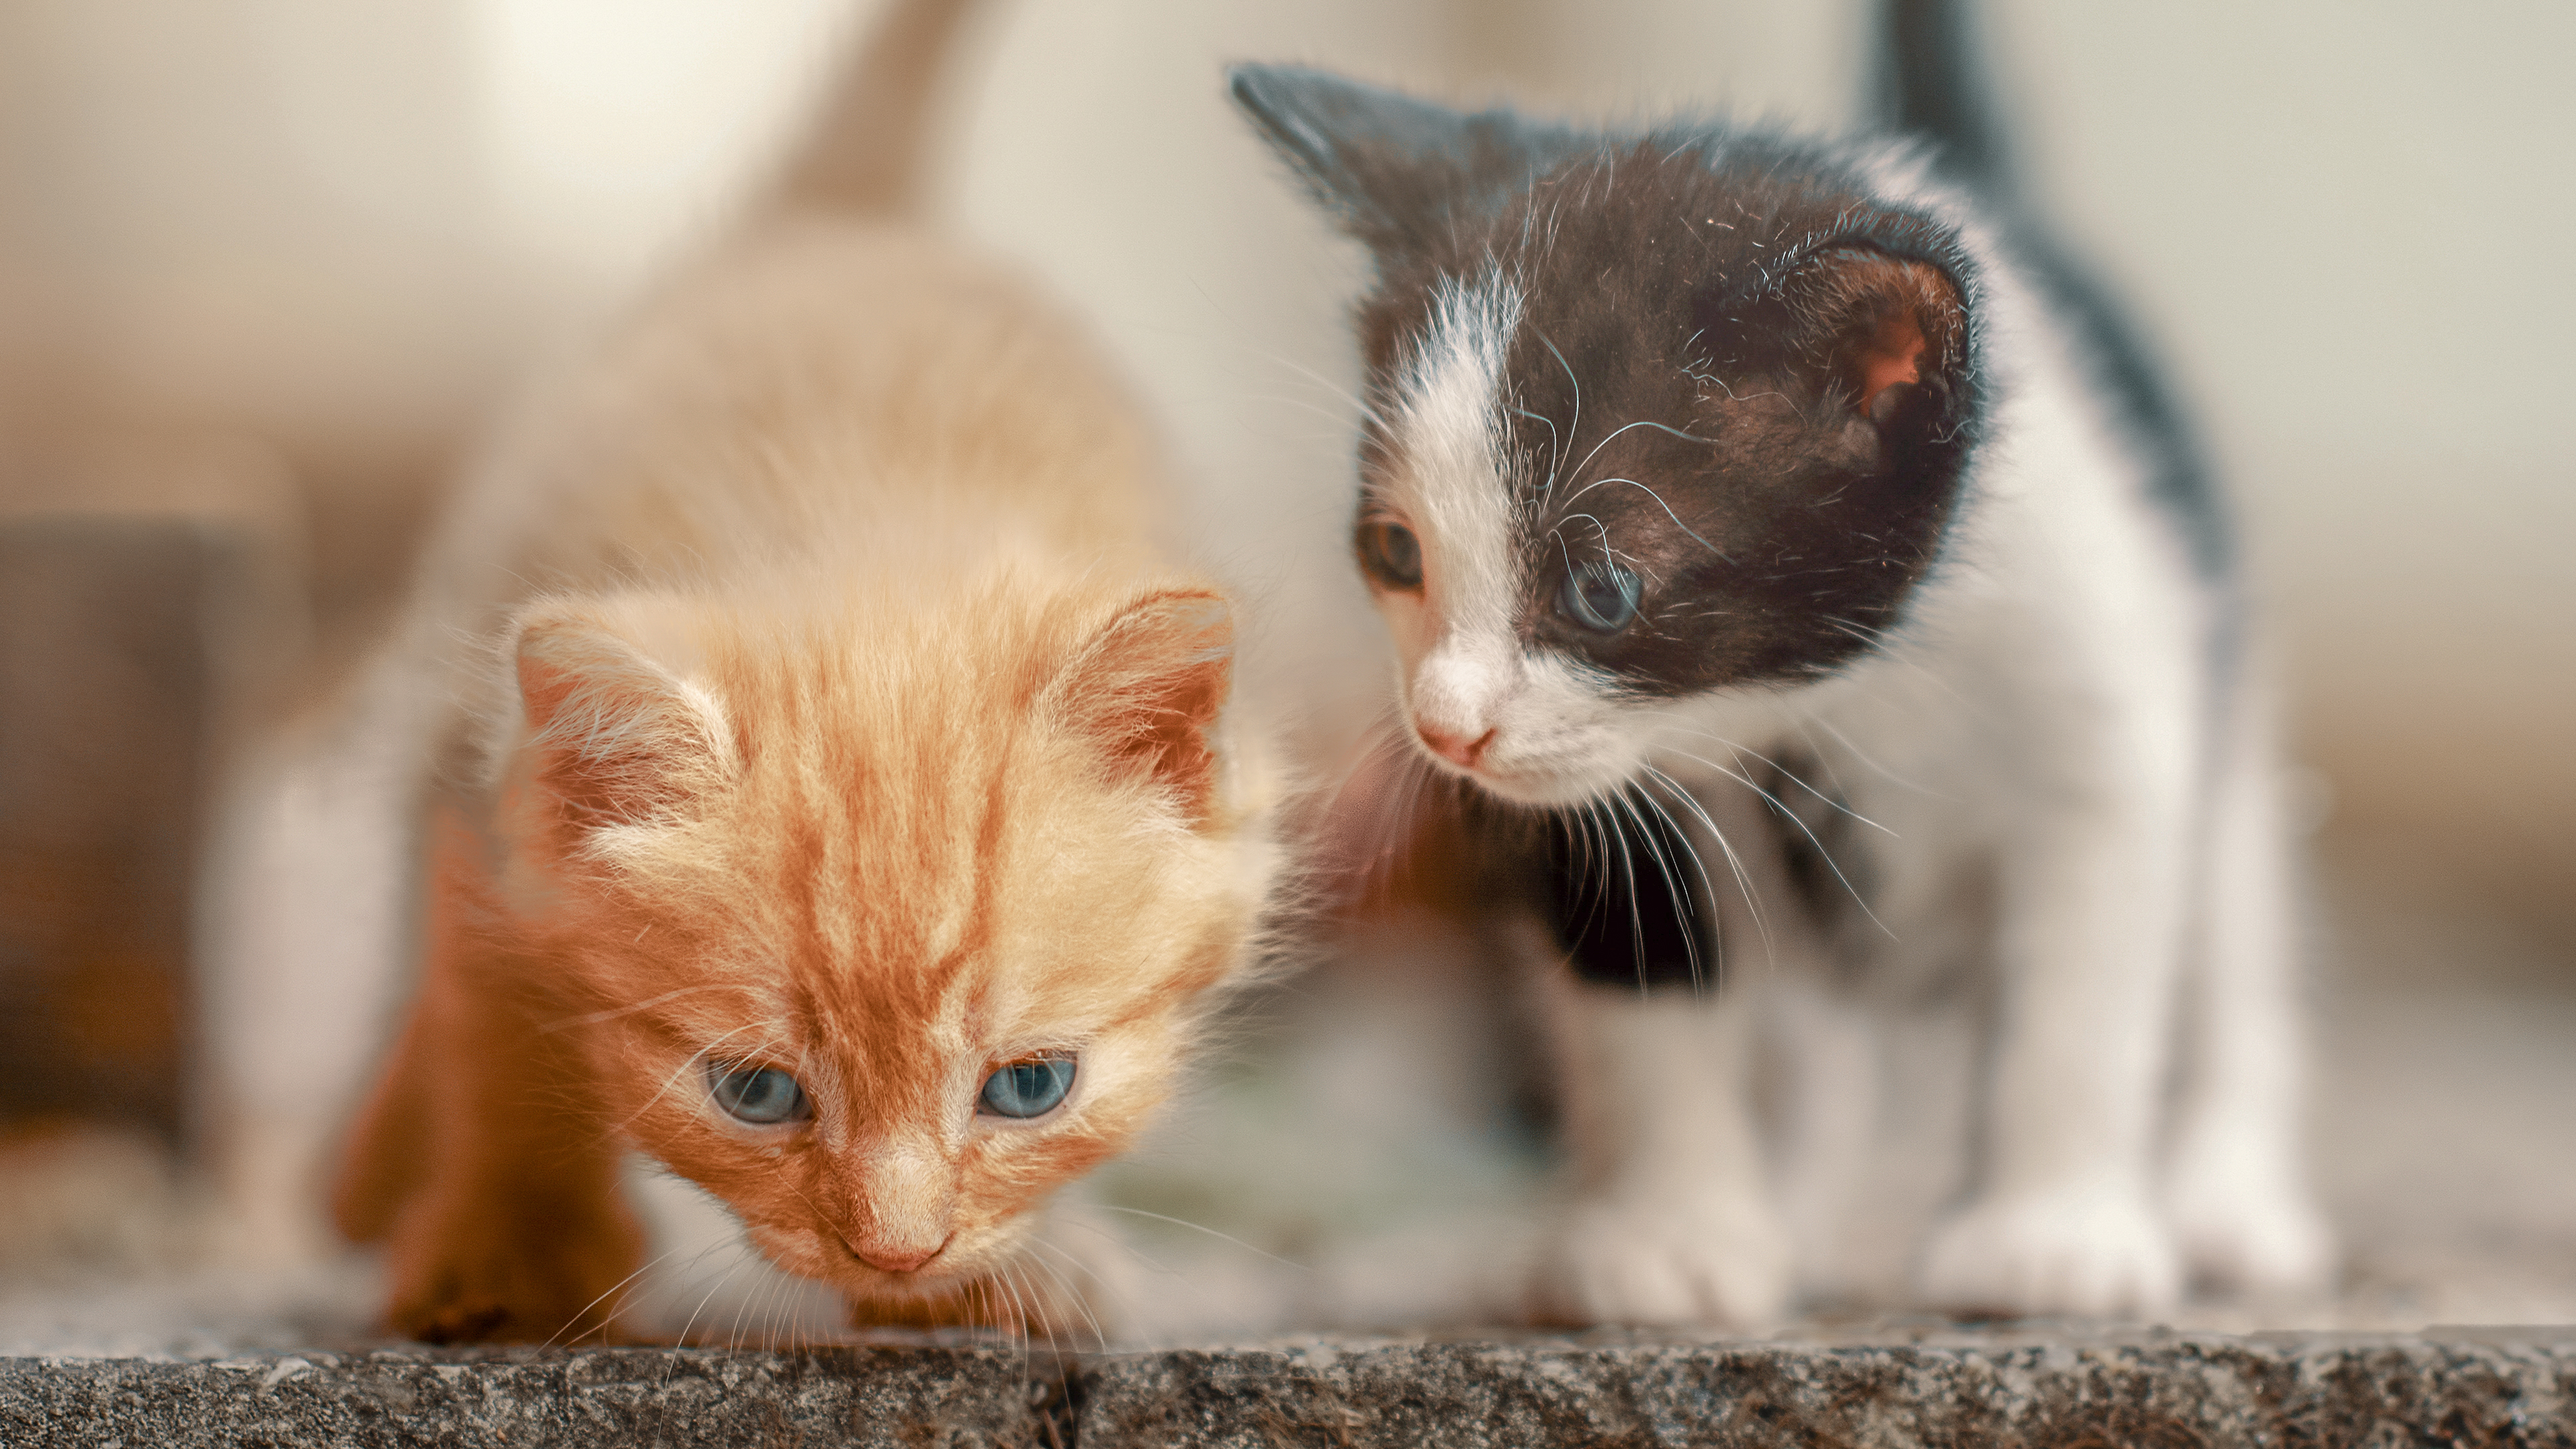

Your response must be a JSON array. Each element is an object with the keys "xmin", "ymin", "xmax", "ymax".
[
  {"xmin": 0, "ymin": 1344, "xmax": 1034, "ymax": 1449},
  {"xmin": 5, "ymin": 1328, "xmax": 2573, "ymax": 1448}
]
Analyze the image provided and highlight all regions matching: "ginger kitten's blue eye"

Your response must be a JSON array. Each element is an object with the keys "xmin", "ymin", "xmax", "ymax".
[
  {"xmin": 1560, "ymin": 559, "xmax": 1643, "ymax": 632},
  {"xmin": 977, "ymin": 1056, "xmax": 1075, "ymax": 1119},
  {"xmin": 708, "ymin": 1063, "xmax": 809, "ymax": 1125},
  {"xmin": 1359, "ymin": 519, "xmax": 1424, "ymax": 590}
]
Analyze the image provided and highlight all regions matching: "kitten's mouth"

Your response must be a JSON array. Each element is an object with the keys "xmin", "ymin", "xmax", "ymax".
[{"xmin": 1421, "ymin": 751, "xmax": 1614, "ymax": 810}]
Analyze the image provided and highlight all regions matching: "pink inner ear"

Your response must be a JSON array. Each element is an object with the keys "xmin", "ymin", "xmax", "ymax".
[
  {"xmin": 1856, "ymin": 312, "xmax": 1928, "ymax": 417},
  {"xmin": 1049, "ymin": 589, "xmax": 1235, "ymax": 827},
  {"xmin": 515, "ymin": 622, "xmax": 722, "ymax": 829}
]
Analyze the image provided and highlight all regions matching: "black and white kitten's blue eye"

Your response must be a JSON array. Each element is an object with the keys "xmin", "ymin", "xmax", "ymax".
[
  {"xmin": 1559, "ymin": 559, "xmax": 1643, "ymax": 632},
  {"xmin": 1358, "ymin": 519, "xmax": 1424, "ymax": 590},
  {"xmin": 708, "ymin": 1063, "xmax": 810, "ymax": 1126},
  {"xmin": 977, "ymin": 1055, "xmax": 1076, "ymax": 1119}
]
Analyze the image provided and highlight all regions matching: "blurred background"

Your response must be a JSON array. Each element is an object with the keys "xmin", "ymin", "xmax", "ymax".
[{"xmin": 0, "ymin": 0, "xmax": 2567, "ymax": 1342}]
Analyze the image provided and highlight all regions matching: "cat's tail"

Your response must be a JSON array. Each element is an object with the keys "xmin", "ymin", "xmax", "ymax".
[
  {"xmin": 768, "ymin": 0, "xmax": 986, "ymax": 216},
  {"xmin": 1873, "ymin": 0, "xmax": 2016, "ymax": 207},
  {"xmin": 1876, "ymin": 0, "xmax": 2236, "ymax": 580}
]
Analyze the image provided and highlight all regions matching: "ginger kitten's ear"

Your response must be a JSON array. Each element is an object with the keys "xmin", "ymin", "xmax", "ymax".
[
  {"xmin": 1044, "ymin": 588, "xmax": 1235, "ymax": 827},
  {"xmin": 512, "ymin": 606, "xmax": 735, "ymax": 831}
]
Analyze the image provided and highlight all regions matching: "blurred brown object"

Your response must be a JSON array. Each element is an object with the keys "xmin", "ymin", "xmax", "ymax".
[{"xmin": 0, "ymin": 432, "xmax": 305, "ymax": 1157}]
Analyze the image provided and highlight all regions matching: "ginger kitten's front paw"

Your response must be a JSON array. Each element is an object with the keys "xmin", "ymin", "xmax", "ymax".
[
  {"xmin": 1919, "ymin": 1185, "xmax": 2181, "ymax": 1318},
  {"xmin": 1535, "ymin": 1194, "xmax": 1791, "ymax": 1328},
  {"xmin": 383, "ymin": 1193, "xmax": 645, "ymax": 1344}
]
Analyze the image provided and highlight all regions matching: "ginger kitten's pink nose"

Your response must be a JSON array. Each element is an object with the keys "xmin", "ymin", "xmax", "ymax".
[
  {"xmin": 853, "ymin": 1238, "xmax": 947, "ymax": 1274},
  {"xmin": 1417, "ymin": 722, "xmax": 1496, "ymax": 769}
]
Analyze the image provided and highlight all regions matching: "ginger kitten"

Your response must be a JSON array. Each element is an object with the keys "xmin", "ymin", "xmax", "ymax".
[{"xmin": 331, "ymin": 0, "xmax": 1275, "ymax": 1344}]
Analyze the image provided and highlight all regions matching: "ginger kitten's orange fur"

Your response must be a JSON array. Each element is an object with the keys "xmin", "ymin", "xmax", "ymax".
[{"xmin": 332, "ymin": 0, "xmax": 1275, "ymax": 1344}]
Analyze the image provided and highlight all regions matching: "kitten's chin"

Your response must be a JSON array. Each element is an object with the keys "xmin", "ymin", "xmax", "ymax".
[{"xmin": 1440, "ymin": 756, "xmax": 1633, "ymax": 810}]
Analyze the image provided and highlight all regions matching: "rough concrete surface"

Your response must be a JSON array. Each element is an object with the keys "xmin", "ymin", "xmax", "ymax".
[
  {"xmin": 1083, "ymin": 1330, "xmax": 2576, "ymax": 1448},
  {"xmin": 0, "ymin": 1343, "xmax": 1036, "ymax": 1449},
  {"xmin": 5, "ymin": 1328, "xmax": 2573, "ymax": 1447}
]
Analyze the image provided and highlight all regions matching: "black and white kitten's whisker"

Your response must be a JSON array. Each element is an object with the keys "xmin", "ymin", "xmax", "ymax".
[
  {"xmin": 1636, "ymin": 765, "xmax": 1775, "ymax": 967},
  {"xmin": 1331, "ymin": 713, "xmax": 1432, "ymax": 887},
  {"xmin": 1651, "ymin": 739, "xmax": 1882, "ymax": 905},
  {"xmin": 1623, "ymin": 775, "xmax": 1723, "ymax": 913},
  {"xmin": 1787, "ymin": 706, "xmax": 1960, "ymax": 803},
  {"xmin": 1249, "ymin": 392, "xmax": 1391, "ymax": 439},
  {"xmin": 1561, "ymin": 417, "xmax": 1721, "ymax": 496},
  {"xmin": 1269, "ymin": 366, "xmax": 1394, "ymax": 433},
  {"xmin": 1710, "ymin": 746, "xmax": 1897, "ymax": 942},
  {"xmin": 1637, "ymin": 716, "xmax": 1899, "ymax": 837},
  {"xmin": 1552, "ymin": 512, "xmax": 1615, "ymax": 553},
  {"xmin": 1507, "ymin": 403, "xmax": 1566, "ymax": 492},
  {"xmin": 1819, "ymin": 616, "xmax": 1985, "ymax": 717},
  {"xmin": 1558, "ymin": 477, "xmax": 1726, "ymax": 555},
  {"xmin": 1609, "ymin": 786, "xmax": 1708, "ymax": 987},
  {"xmin": 1538, "ymin": 331, "xmax": 1585, "ymax": 470},
  {"xmin": 1562, "ymin": 796, "xmax": 1615, "ymax": 935},
  {"xmin": 1696, "ymin": 374, "xmax": 1787, "ymax": 406},
  {"xmin": 1615, "ymin": 784, "xmax": 1717, "ymax": 989},
  {"xmin": 1597, "ymin": 794, "xmax": 1646, "ymax": 967},
  {"xmin": 1224, "ymin": 335, "xmax": 1395, "ymax": 432}
]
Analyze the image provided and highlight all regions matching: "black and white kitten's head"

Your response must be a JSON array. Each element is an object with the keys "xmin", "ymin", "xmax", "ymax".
[{"xmin": 1232, "ymin": 66, "xmax": 1988, "ymax": 807}]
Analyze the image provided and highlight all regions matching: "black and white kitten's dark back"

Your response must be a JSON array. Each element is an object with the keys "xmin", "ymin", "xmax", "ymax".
[{"xmin": 1233, "ymin": 0, "xmax": 2331, "ymax": 1323}]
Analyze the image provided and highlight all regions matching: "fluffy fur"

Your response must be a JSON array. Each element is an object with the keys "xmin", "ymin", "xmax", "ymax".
[
  {"xmin": 331, "ymin": 0, "xmax": 1275, "ymax": 1344},
  {"xmin": 1232, "ymin": 3, "xmax": 2330, "ymax": 1326}
]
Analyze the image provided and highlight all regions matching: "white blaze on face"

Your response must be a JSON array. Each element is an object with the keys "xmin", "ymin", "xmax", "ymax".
[
  {"xmin": 1372, "ymin": 270, "xmax": 1649, "ymax": 804},
  {"xmin": 1385, "ymin": 270, "xmax": 1525, "ymax": 749}
]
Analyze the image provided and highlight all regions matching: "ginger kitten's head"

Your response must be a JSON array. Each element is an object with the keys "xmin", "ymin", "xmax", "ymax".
[
  {"xmin": 483, "ymin": 563, "xmax": 1268, "ymax": 1328},
  {"xmin": 1230, "ymin": 66, "xmax": 1986, "ymax": 808}
]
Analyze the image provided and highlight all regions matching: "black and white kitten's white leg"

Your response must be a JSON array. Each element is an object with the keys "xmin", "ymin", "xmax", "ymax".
[
  {"xmin": 1767, "ymin": 971, "xmax": 1880, "ymax": 1304},
  {"xmin": 1741, "ymin": 754, "xmax": 1883, "ymax": 1303},
  {"xmin": 2161, "ymin": 676, "xmax": 2337, "ymax": 1296},
  {"xmin": 1918, "ymin": 692, "xmax": 2196, "ymax": 1317},
  {"xmin": 1528, "ymin": 945, "xmax": 1788, "ymax": 1326},
  {"xmin": 1525, "ymin": 786, "xmax": 1801, "ymax": 1328}
]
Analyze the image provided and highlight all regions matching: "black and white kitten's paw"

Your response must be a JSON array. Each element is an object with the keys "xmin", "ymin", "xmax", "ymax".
[
  {"xmin": 2163, "ymin": 1154, "xmax": 2338, "ymax": 1297},
  {"xmin": 1919, "ymin": 1185, "xmax": 2182, "ymax": 1318},
  {"xmin": 1535, "ymin": 1194, "xmax": 1791, "ymax": 1328}
]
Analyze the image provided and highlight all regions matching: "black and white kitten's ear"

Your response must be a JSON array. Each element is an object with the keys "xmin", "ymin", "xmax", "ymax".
[
  {"xmin": 1227, "ymin": 63, "xmax": 1567, "ymax": 254},
  {"xmin": 1717, "ymin": 241, "xmax": 1974, "ymax": 446},
  {"xmin": 1044, "ymin": 588, "xmax": 1236, "ymax": 828},
  {"xmin": 510, "ymin": 599, "xmax": 735, "ymax": 833}
]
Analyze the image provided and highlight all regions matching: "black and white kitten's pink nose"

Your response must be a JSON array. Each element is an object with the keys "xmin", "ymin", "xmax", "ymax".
[{"xmin": 1416, "ymin": 720, "xmax": 1497, "ymax": 770}]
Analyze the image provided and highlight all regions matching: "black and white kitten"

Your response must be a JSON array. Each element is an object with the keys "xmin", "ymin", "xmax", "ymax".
[{"xmin": 1230, "ymin": 5, "xmax": 2332, "ymax": 1323}]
